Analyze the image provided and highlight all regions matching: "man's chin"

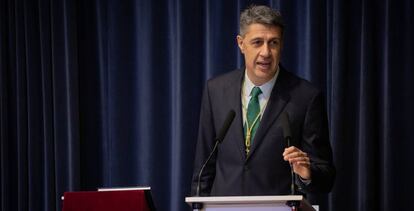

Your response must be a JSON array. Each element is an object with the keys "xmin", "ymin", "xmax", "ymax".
[
  {"xmin": 256, "ymin": 68, "xmax": 276, "ymax": 77},
  {"xmin": 252, "ymin": 71, "xmax": 276, "ymax": 84}
]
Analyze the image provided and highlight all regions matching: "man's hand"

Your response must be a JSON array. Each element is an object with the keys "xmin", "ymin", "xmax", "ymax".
[{"xmin": 283, "ymin": 146, "xmax": 311, "ymax": 180}]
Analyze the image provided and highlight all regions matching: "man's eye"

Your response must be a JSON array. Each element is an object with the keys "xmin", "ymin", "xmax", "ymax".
[
  {"xmin": 270, "ymin": 40, "xmax": 280, "ymax": 46},
  {"xmin": 252, "ymin": 41, "xmax": 262, "ymax": 46}
]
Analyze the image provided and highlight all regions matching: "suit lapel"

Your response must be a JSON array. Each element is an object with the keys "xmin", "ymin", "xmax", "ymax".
[
  {"xmin": 226, "ymin": 69, "xmax": 247, "ymax": 160},
  {"xmin": 247, "ymin": 69, "xmax": 291, "ymax": 160}
]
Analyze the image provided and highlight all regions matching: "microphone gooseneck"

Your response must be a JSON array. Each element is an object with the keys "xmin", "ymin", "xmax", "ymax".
[
  {"xmin": 281, "ymin": 111, "xmax": 296, "ymax": 195},
  {"xmin": 281, "ymin": 111, "xmax": 292, "ymax": 146},
  {"xmin": 196, "ymin": 110, "xmax": 236, "ymax": 196}
]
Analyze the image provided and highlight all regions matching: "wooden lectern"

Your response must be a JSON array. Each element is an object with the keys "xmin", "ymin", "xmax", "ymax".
[{"xmin": 185, "ymin": 195, "xmax": 316, "ymax": 211}]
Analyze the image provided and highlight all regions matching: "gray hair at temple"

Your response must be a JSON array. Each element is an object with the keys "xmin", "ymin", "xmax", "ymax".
[{"xmin": 239, "ymin": 5, "xmax": 285, "ymax": 37}]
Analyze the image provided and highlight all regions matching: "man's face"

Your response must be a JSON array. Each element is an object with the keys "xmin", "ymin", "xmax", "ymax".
[{"xmin": 237, "ymin": 23, "xmax": 283, "ymax": 85}]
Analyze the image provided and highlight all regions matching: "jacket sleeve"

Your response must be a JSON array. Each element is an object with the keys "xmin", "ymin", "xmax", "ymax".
[{"xmin": 298, "ymin": 91, "xmax": 336, "ymax": 193}]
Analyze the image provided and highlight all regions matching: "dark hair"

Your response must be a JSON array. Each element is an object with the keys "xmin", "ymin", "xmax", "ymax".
[{"xmin": 239, "ymin": 5, "xmax": 284, "ymax": 36}]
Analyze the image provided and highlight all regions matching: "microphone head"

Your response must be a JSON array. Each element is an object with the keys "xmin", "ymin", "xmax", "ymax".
[
  {"xmin": 215, "ymin": 110, "xmax": 236, "ymax": 143},
  {"xmin": 281, "ymin": 111, "xmax": 291, "ymax": 140}
]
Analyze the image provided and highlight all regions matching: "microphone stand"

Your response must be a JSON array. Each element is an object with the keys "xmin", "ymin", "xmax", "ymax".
[
  {"xmin": 196, "ymin": 141, "xmax": 219, "ymax": 197},
  {"xmin": 285, "ymin": 136, "xmax": 300, "ymax": 211},
  {"xmin": 281, "ymin": 112, "xmax": 301, "ymax": 211},
  {"xmin": 193, "ymin": 141, "xmax": 219, "ymax": 211},
  {"xmin": 193, "ymin": 110, "xmax": 235, "ymax": 210}
]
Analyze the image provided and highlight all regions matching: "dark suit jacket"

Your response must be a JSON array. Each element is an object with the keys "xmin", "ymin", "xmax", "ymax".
[{"xmin": 191, "ymin": 67, "xmax": 335, "ymax": 196}]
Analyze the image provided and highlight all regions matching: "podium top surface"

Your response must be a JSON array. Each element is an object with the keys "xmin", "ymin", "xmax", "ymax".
[{"xmin": 185, "ymin": 195, "xmax": 303, "ymax": 204}]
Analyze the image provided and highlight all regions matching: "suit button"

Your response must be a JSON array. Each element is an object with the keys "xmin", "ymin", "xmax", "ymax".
[{"xmin": 244, "ymin": 166, "xmax": 249, "ymax": 171}]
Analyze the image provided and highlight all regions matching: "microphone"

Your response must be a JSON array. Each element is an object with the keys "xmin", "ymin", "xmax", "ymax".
[
  {"xmin": 196, "ymin": 110, "xmax": 236, "ymax": 197},
  {"xmin": 215, "ymin": 110, "xmax": 236, "ymax": 143},
  {"xmin": 281, "ymin": 111, "xmax": 296, "ymax": 196},
  {"xmin": 281, "ymin": 111, "xmax": 292, "ymax": 147}
]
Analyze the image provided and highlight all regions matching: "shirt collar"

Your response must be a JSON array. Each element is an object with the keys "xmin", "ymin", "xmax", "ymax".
[{"xmin": 244, "ymin": 66, "xmax": 280, "ymax": 99}]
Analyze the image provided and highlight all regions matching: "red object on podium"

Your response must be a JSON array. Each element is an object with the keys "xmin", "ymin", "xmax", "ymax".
[{"xmin": 62, "ymin": 190, "xmax": 151, "ymax": 211}]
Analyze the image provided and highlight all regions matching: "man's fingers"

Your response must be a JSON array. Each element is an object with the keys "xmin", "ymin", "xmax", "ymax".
[
  {"xmin": 288, "ymin": 156, "xmax": 309, "ymax": 163},
  {"xmin": 282, "ymin": 146, "xmax": 297, "ymax": 155},
  {"xmin": 283, "ymin": 150, "xmax": 307, "ymax": 160},
  {"xmin": 283, "ymin": 147, "xmax": 297, "ymax": 156}
]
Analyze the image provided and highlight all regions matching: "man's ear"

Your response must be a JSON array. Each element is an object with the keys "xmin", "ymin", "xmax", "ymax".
[{"xmin": 236, "ymin": 35, "xmax": 244, "ymax": 54}]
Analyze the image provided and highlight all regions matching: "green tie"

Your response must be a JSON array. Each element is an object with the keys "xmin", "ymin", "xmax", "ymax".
[{"xmin": 245, "ymin": 86, "xmax": 262, "ymax": 155}]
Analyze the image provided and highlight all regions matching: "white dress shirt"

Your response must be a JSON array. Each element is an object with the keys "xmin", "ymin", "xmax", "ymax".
[{"xmin": 241, "ymin": 68, "xmax": 280, "ymax": 125}]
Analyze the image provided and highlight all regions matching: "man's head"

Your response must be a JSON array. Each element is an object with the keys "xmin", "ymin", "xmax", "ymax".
[{"xmin": 237, "ymin": 5, "xmax": 284, "ymax": 85}]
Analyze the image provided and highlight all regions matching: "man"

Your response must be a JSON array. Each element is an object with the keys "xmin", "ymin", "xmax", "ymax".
[{"xmin": 191, "ymin": 5, "xmax": 335, "ymax": 196}]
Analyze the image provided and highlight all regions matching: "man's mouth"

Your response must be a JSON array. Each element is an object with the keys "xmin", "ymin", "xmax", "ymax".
[{"xmin": 256, "ymin": 61, "xmax": 272, "ymax": 70}]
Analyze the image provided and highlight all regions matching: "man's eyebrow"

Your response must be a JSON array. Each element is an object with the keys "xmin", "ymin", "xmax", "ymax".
[
  {"xmin": 250, "ymin": 37, "xmax": 263, "ymax": 42},
  {"xmin": 269, "ymin": 37, "xmax": 282, "ymax": 41},
  {"xmin": 250, "ymin": 37, "xmax": 281, "ymax": 41}
]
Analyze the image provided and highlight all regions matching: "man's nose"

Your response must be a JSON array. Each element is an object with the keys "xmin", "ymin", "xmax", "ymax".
[{"xmin": 259, "ymin": 44, "xmax": 271, "ymax": 57}]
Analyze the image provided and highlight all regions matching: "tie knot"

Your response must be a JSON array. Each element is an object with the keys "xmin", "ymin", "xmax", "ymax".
[{"xmin": 250, "ymin": 87, "xmax": 262, "ymax": 98}]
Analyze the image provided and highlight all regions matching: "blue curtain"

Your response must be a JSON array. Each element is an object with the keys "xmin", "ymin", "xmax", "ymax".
[{"xmin": 1, "ymin": 0, "xmax": 413, "ymax": 211}]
